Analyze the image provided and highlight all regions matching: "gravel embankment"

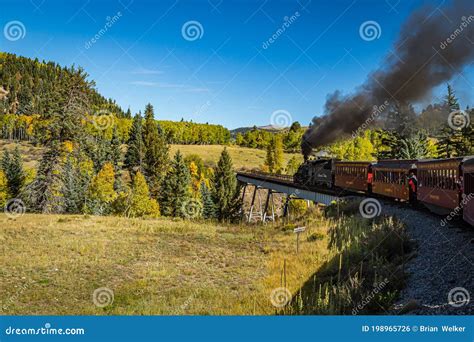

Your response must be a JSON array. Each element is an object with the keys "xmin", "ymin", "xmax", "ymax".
[{"xmin": 382, "ymin": 202, "xmax": 474, "ymax": 315}]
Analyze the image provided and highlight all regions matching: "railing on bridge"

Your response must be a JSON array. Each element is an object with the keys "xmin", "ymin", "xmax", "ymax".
[{"xmin": 237, "ymin": 170, "xmax": 293, "ymax": 183}]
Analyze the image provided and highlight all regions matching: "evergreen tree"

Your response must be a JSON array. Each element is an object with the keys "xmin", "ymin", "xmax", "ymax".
[
  {"xmin": 90, "ymin": 138, "xmax": 110, "ymax": 172},
  {"xmin": 61, "ymin": 152, "xmax": 92, "ymax": 214},
  {"xmin": 142, "ymin": 104, "xmax": 169, "ymax": 197},
  {"xmin": 125, "ymin": 107, "xmax": 132, "ymax": 119},
  {"xmin": 385, "ymin": 102, "xmax": 417, "ymax": 138},
  {"xmin": 124, "ymin": 113, "xmax": 146, "ymax": 173},
  {"xmin": 160, "ymin": 150, "xmax": 191, "ymax": 217},
  {"xmin": 446, "ymin": 84, "xmax": 460, "ymax": 111},
  {"xmin": 0, "ymin": 146, "xmax": 25, "ymax": 198},
  {"xmin": 212, "ymin": 148, "xmax": 241, "ymax": 222},
  {"xmin": 28, "ymin": 142, "xmax": 64, "ymax": 213},
  {"xmin": 200, "ymin": 182, "xmax": 216, "ymax": 219},
  {"xmin": 109, "ymin": 126, "xmax": 122, "ymax": 172},
  {"xmin": 398, "ymin": 133, "xmax": 429, "ymax": 159},
  {"xmin": 436, "ymin": 85, "xmax": 473, "ymax": 157}
]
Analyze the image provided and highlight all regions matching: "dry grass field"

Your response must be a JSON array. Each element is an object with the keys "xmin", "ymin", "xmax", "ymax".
[
  {"xmin": 169, "ymin": 144, "xmax": 302, "ymax": 170},
  {"xmin": 0, "ymin": 140, "xmax": 302, "ymax": 171},
  {"xmin": 0, "ymin": 211, "xmax": 330, "ymax": 315}
]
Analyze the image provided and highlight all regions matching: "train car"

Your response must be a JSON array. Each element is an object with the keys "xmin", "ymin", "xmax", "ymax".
[
  {"xmin": 293, "ymin": 158, "xmax": 335, "ymax": 188},
  {"xmin": 462, "ymin": 157, "xmax": 474, "ymax": 226},
  {"xmin": 416, "ymin": 157, "xmax": 471, "ymax": 215},
  {"xmin": 334, "ymin": 161, "xmax": 373, "ymax": 192},
  {"xmin": 371, "ymin": 160, "xmax": 417, "ymax": 201}
]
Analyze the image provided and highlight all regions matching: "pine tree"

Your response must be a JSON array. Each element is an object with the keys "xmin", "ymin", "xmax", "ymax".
[
  {"xmin": 212, "ymin": 148, "xmax": 241, "ymax": 222},
  {"xmin": 28, "ymin": 142, "xmax": 64, "ymax": 213},
  {"xmin": 446, "ymin": 84, "xmax": 460, "ymax": 111},
  {"xmin": 160, "ymin": 150, "xmax": 191, "ymax": 217},
  {"xmin": 124, "ymin": 113, "xmax": 146, "ymax": 173},
  {"xmin": 61, "ymin": 152, "xmax": 92, "ymax": 214},
  {"xmin": 436, "ymin": 85, "xmax": 472, "ymax": 158},
  {"xmin": 1, "ymin": 146, "xmax": 25, "ymax": 198},
  {"xmin": 200, "ymin": 182, "xmax": 216, "ymax": 219},
  {"xmin": 109, "ymin": 126, "xmax": 122, "ymax": 172},
  {"xmin": 385, "ymin": 102, "xmax": 417, "ymax": 138},
  {"xmin": 142, "ymin": 104, "xmax": 169, "ymax": 197},
  {"xmin": 398, "ymin": 133, "xmax": 429, "ymax": 159}
]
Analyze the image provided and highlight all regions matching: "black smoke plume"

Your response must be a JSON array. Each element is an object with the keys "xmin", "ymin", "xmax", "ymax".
[{"xmin": 302, "ymin": 0, "xmax": 474, "ymax": 157}]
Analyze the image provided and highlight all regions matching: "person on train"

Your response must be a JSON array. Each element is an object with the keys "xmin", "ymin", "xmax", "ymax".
[{"xmin": 408, "ymin": 172, "xmax": 417, "ymax": 203}]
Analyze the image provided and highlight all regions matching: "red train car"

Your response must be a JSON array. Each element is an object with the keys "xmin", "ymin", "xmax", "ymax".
[
  {"xmin": 371, "ymin": 160, "xmax": 417, "ymax": 201},
  {"xmin": 462, "ymin": 157, "xmax": 474, "ymax": 226},
  {"xmin": 416, "ymin": 157, "xmax": 471, "ymax": 214},
  {"xmin": 334, "ymin": 161, "xmax": 372, "ymax": 192}
]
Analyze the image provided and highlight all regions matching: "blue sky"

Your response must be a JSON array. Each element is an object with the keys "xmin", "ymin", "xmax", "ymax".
[{"xmin": 1, "ymin": 0, "xmax": 472, "ymax": 128}]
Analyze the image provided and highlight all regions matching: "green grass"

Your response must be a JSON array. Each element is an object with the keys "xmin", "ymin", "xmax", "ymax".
[{"xmin": 0, "ymin": 140, "xmax": 302, "ymax": 171}]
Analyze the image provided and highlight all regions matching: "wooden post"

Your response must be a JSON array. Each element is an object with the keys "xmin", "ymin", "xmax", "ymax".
[
  {"xmin": 270, "ymin": 192, "xmax": 275, "ymax": 222},
  {"xmin": 263, "ymin": 189, "xmax": 272, "ymax": 222},
  {"xmin": 283, "ymin": 195, "xmax": 290, "ymax": 217},
  {"xmin": 240, "ymin": 184, "xmax": 247, "ymax": 220},
  {"xmin": 248, "ymin": 185, "xmax": 258, "ymax": 223}
]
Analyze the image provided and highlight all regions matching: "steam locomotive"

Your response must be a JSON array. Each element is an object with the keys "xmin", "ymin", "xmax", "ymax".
[{"xmin": 294, "ymin": 156, "xmax": 474, "ymax": 226}]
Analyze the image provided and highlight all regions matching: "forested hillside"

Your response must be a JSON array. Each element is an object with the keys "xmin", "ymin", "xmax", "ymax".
[
  {"xmin": 0, "ymin": 53, "xmax": 241, "ymax": 221},
  {"xmin": 0, "ymin": 53, "xmax": 230, "ymax": 145},
  {"xmin": 0, "ymin": 52, "xmax": 125, "ymax": 118}
]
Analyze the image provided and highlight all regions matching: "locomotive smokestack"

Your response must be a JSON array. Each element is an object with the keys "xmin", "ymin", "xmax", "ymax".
[{"xmin": 302, "ymin": 0, "xmax": 474, "ymax": 157}]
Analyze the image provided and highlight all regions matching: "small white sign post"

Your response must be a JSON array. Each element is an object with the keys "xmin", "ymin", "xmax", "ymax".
[{"xmin": 293, "ymin": 226, "xmax": 306, "ymax": 254}]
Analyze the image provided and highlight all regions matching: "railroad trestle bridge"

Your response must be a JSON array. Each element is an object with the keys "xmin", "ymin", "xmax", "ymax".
[{"xmin": 237, "ymin": 171, "xmax": 346, "ymax": 223}]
